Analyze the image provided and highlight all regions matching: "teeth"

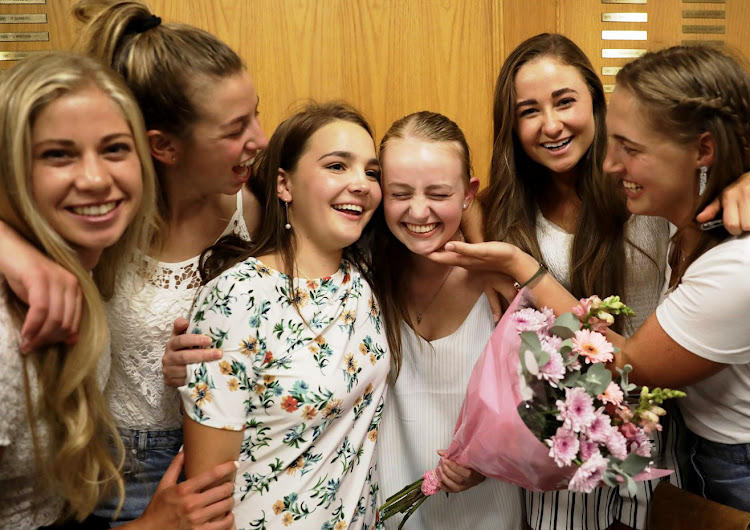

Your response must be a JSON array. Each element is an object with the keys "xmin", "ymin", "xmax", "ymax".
[
  {"xmin": 543, "ymin": 138, "xmax": 572, "ymax": 149},
  {"xmin": 239, "ymin": 157, "xmax": 255, "ymax": 168},
  {"xmin": 622, "ymin": 180, "xmax": 642, "ymax": 191},
  {"xmin": 333, "ymin": 204, "xmax": 363, "ymax": 214},
  {"xmin": 71, "ymin": 201, "xmax": 117, "ymax": 216},
  {"xmin": 405, "ymin": 223, "xmax": 437, "ymax": 234}
]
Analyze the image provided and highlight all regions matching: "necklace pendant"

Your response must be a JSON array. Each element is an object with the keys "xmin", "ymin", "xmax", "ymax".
[{"xmin": 416, "ymin": 313, "xmax": 422, "ymax": 324}]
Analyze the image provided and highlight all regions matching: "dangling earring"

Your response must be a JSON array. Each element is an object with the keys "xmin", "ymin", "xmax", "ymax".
[
  {"xmin": 699, "ymin": 165, "xmax": 708, "ymax": 196},
  {"xmin": 284, "ymin": 201, "xmax": 291, "ymax": 230}
]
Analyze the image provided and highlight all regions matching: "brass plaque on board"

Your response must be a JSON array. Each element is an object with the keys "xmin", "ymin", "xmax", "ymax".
[
  {"xmin": 0, "ymin": 14, "xmax": 48, "ymax": 23},
  {"xmin": 602, "ymin": 13, "xmax": 647, "ymax": 22},
  {"xmin": 682, "ymin": 0, "xmax": 724, "ymax": 3},
  {"xmin": 602, "ymin": 0, "xmax": 646, "ymax": 4},
  {"xmin": 683, "ymin": 10, "xmax": 725, "ymax": 19},
  {"xmin": 602, "ymin": 30, "xmax": 647, "ymax": 40},
  {"xmin": 682, "ymin": 25, "xmax": 725, "ymax": 34},
  {"xmin": 0, "ymin": 0, "xmax": 46, "ymax": 4},
  {"xmin": 602, "ymin": 66, "xmax": 622, "ymax": 76},
  {"xmin": 0, "ymin": 50, "xmax": 44, "ymax": 61},
  {"xmin": 602, "ymin": 48, "xmax": 647, "ymax": 58},
  {"xmin": 682, "ymin": 39, "xmax": 724, "ymax": 46},
  {"xmin": 604, "ymin": 85, "xmax": 615, "ymax": 93},
  {"xmin": 0, "ymin": 31, "xmax": 48, "ymax": 41}
]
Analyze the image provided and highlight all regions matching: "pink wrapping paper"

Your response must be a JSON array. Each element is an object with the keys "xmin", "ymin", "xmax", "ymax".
[{"xmin": 443, "ymin": 289, "xmax": 672, "ymax": 492}]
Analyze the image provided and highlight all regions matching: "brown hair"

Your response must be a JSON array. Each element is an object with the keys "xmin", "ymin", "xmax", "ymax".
[
  {"xmin": 483, "ymin": 33, "xmax": 635, "ymax": 331},
  {"xmin": 200, "ymin": 101, "xmax": 376, "ymax": 296},
  {"xmin": 615, "ymin": 45, "xmax": 750, "ymax": 285},
  {"xmin": 372, "ymin": 111, "xmax": 472, "ymax": 379},
  {"xmin": 72, "ymin": 0, "xmax": 245, "ymax": 230}
]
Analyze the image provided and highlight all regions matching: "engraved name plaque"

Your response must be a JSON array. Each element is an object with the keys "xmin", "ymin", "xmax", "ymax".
[
  {"xmin": 602, "ymin": 13, "xmax": 647, "ymax": 22},
  {"xmin": 0, "ymin": 31, "xmax": 49, "ymax": 41}
]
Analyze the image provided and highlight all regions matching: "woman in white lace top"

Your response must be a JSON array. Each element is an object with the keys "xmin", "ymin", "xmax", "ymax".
[{"xmin": 0, "ymin": 1, "xmax": 267, "ymax": 525}]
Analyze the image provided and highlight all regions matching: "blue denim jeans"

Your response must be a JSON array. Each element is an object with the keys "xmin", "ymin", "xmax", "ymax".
[
  {"xmin": 94, "ymin": 428, "xmax": 183, "ymax": 526},
  {"xmin": 686, "ymin": 429, "xmax": 750, "ymax": 512}
]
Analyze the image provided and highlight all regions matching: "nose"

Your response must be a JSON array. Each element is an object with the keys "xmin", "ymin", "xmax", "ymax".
[
  {"xmin": 603, "ymin": 143, "xmax": 622, "ymax": 175},
  {"xmin": 409, "ymin": 195, "xmax": 430, "ymax": 220},
  {"xmin": 75, "ymin": 153, "xmax": 112, "ymax": 194},
  {"xmin": 246, "ymin": 117, "xmax": 268, "ymax": 151},
  {"xmin": 348, "ymin": 168, "xmax": 371, "ymax": 194},
  {"xmin": 542, "ymin": 110, "xmax": 563, "ymax": 138}
]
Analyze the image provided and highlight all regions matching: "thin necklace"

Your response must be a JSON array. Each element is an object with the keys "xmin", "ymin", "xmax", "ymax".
[{"xmin": 415, "ymin": 266, "xmax": 454, "ymax": 325}]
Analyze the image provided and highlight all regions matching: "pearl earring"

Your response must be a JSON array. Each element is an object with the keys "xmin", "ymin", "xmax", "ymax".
[
  {"xmin": 284, "ymin": 201, "xmax": 291, "ymax": 230},
  {"xmin": 462, "ymin": 203, "xmax": 467, "ymax": 210}
]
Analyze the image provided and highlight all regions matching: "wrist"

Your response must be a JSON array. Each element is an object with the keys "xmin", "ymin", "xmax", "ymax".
[{"xmin": 509, "ymin": 249, "xmax": 543, "ymax": 287}]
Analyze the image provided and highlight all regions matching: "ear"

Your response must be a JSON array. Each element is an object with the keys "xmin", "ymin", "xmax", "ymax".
[
  {"xmin": 147, "ymin": 129, "xmax": 180, "ymax": 165},
  {"xmin": 696, "ymin": 131, "xmax": 716, "ymax": 169},
  {"xmin": 277, "ymin": 168, "xmax": 293, "ymax": 202},
  {"xmin": 463, "ymin": 177, "xmax": 481, "ymax": 208}
]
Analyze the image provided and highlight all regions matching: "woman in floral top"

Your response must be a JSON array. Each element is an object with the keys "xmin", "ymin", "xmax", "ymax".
[{"xmin": 179, "ymin": 101, "xmax": 389, "ymax": 530}]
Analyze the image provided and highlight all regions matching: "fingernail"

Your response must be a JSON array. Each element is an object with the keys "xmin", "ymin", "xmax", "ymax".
[
  {"xmin": 178, "ymin": 445, "xmax": 184, "ymax": 453},
  {"xmin": 233, "ymin": 460, "xmax": 240, "ymax": 469},
  {"xmin": 214, "ymin": 349, "xmax": 223, "ymax": 359}
]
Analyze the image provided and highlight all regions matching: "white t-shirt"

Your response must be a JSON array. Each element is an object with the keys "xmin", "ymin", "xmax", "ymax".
[{"xmin": 656, "ymin": 233, "xmax": 750, "ymax": 444}]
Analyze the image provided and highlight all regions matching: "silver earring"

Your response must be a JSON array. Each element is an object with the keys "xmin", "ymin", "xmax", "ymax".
[
  {"xmin": 699, "ymin": 165, "xmax": 708, "ymax": 196},
  {"xmin": 284, "ymin": 201, "xmax": 291, "ymax": 230}
]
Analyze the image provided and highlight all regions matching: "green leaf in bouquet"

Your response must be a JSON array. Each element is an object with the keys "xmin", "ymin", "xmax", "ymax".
[
  {"xmin": 602, "ymin": 469, "xmax": 620, "ymax": 488},
  {"xmin": 619, "ymin": 453, "xmax": 651, "ymax": 477},
  {"xmin": 559, "ymin": 338, "xmax": 574, "ymax": 356},
  {"xmin": 550, "ymin": 312, "xmax": 580, "ymax": 339},
  {"xmin": 622, "ymin": 473, "xmax": 637, "ymax": 496},
  {"xmin": 520, "ymin": 331, "xmax": 550, "ymax": 370},
  {"xmin": 562, "ymin": 369, "xmax": 581, "ymax": 388},
  {"xmin": 616, "ymin": 364, "xmax": 637, "ymax": 394},
  {"xmin": 580, "ymin": 362, "xmax": 612, "ymax": 395}
]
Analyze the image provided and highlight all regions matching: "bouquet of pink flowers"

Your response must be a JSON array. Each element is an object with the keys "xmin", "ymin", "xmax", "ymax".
[{"xmin": 379, "ymin": 289, "xmax": 684, "ymax": 528}]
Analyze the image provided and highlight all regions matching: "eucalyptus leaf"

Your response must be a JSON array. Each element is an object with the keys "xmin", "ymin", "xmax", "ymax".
[
  {"xmin": 620, "ymin": 453, "xmax": 651, "ymax": 476},
  {"xmin": 550, "ymin": 312, "xmax": 580, "ymax": 339},
  {"xmin": 521, "ymin": 331, "xmax": 550, "ymax": 367},
  {"xmin": 581, "ymin": 362, "xmax": 612, "ymax": 395}
]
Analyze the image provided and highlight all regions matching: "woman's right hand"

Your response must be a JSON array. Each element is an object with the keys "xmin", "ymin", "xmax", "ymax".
[
  {"xmin": 162, "ymin": 317, "xmax": 222, "ymax": 387},
  {"xmin": 128, "ymin": 451, "xmax": 237, "ymax": 529},
  {"xmin": 0, "ymin": 221, "xmax": 81, "ymax": 352}
]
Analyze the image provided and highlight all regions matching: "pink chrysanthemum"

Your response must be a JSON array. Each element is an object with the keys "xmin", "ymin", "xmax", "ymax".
[
  {"xmin": 598, "ymin": 381, "xmax": 624, "ymax": 406},
  {"xmin": 605, "ymin": 429, "xmax": 629, "ymax": 461},
  {"xmin": 579, "ymin": 437, "xmax": 601, "ymax": 461},
  {"xmin": 512, "ymin": 308, "xmax": 551, "ymax": 333},
  {"xmin": 540, "ymin": 306, "xmax": 556, "ymax": 330},
  {"xmin": 557, "ymin": 387, "xmax": 597, "ymax": 433},
  {"xmin": 571, "ymin": 329, "xmax": 614, "ymax": 364},
  {"xmin": 538, "ymin": 350, "xmax": 566, "ymax": 385},
  {"xmin": 628, "ymin": 431, "xmax": 653, "ymax": 458},
  {"xmin": 569, "ymin": 452, "xmax": 609, "ymax": 493},
  {"xmin": 547, "ymin": 427, "xmax": 580, "ymax": 467},
  {"xmin": 586, "ymin": 408, "xmax": 613, "ymax": 443},
  {"xmin": 541, "ymin": 334, "xmax": 563, "ymax": 352}
]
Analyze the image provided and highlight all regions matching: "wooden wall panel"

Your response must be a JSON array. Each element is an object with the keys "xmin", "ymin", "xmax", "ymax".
[{"xmin": 3, "ymin": 0, "xmax": 750, "ymax": 184}]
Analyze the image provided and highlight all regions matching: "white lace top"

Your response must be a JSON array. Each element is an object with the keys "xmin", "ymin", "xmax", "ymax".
[
  {"xmin": 0, "ymin": 285, "xmax": 110, "ymax": 530},
  {"xmin": 105, "ymin": 193, "xmax": 250, "ymax": 430}
]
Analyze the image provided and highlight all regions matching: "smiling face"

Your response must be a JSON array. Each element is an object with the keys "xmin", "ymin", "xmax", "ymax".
[
  {"xmin": 279, "ymin": 120, "xmax": 382, "ymax": 257},
  {"xmin": 382, "ymin": 137, "xmax": 477, "ymax": 255},
  {"xmin": 603, "ymin": 87, "xmax": 702, "ymax": 225},
  {"xmin": 177, "ymin": 70, "xmax": 268, "ymax": 195},
  {"xmin": 514, "ymin": 56, "xmax": 596, "ymax": 179},
  {"xmin": 30, "ymin": 85, "xmax": 143, "ymax": 269}
]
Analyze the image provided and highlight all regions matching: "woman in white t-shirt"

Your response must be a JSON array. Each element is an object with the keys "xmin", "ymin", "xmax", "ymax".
[
  {"xmin": 371, "ymin": 112, "xmax": 523, "ymax": 529},
  {"xmin": 430, "ymin": 45, "xmax": 750, "ymax": 513}
]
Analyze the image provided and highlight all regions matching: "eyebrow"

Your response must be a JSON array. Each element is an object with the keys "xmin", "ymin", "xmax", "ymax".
[
  {"xmin": 516, "ymin": 87, "xmax": 579, "ymax": 109},
  {"xmin": 612, "ymin": 134, "xmax": 645, "ymax": 149},
  {"xmin": 318, "ymin": 151, "xmax": 379, "ymax": 166},
  {"xmin": 34, "ymin": 132, "xmax": 133, "ymax": 146}
]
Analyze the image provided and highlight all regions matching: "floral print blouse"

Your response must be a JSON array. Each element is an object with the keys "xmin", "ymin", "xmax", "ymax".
[{"xmin": 180, "ymin": 257, "xmax": 389, "ymax": 530}]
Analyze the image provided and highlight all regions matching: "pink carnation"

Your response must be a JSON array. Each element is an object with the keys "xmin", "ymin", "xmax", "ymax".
[
  {"xmin": 421, "ymin": 469, "xmax": 442, "ymax": 496},
  {"xmin": 620, "ymin": 421, "xmax": 640, "ymax": 440},
  {"xmin": 512, "ymin": 308, "xmax": 551, "ymax": 333},
  {"xmin": 605, "ymin": 429, "xmax": 629, "ymax": 461},
  {"xmin": 572, "ymin": 298, "xmax": 592, "ymax": 320},
  {"xmin": 598, "ymin": 382, "xmax": 624, "ymax": 406},
  {"xmin": 557, "ymin": 387, "xmax": 597, "ymax": 433},
  {"xmin": 571, "ymin": 329, "xmax": 614, "ymax": 364},
  {"xmin": 547, "ymin": 427, "xmax": 580, "ymax": 467},
  {"xmin": 628, "ymin": 431, "xmax": 653, "ymax": 458},
  {"xmin": 569, "ymin": 452, "xmax": 608, "ymax": 493}
]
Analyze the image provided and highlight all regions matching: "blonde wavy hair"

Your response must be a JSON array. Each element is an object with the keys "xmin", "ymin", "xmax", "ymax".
[{"xmin": 0, "ymin": 51, "xmax": 157, "ymax": 521}]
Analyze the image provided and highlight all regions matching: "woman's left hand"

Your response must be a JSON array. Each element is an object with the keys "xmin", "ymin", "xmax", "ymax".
[
  {"xmin": 697, "ymin": 170, "xmax": 750, "ymax": 234},
  {"xmin": 437, "ymin": 451, "xmax": 486, "ymax": 493}
]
